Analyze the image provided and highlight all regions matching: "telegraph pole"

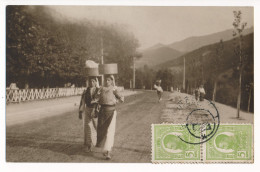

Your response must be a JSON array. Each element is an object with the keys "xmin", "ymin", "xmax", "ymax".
[
  {"xmin": 183, "ymin": 57, "xmax": 185, "ymax": 92},
  {"xmin": 133, "ymin": 56, "xmax": 135, "ymax": 90},
  {"xmin": 100, "ymin": 37, "xmax": 104, "ymax": 86}
]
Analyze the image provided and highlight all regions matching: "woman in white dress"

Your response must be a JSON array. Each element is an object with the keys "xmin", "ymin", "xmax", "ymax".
[{"xmin": 92, "ymin": 74, "xmax": 124, "ymax": 160}]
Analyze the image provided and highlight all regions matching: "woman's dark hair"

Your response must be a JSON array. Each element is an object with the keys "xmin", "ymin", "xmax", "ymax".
[
  {"xmin": 88, "ymin": 76, "xmax": 97, "ymax": 81},
  {"xmin": 105, "ymin": 74, "xmax": 114, "ymax": 81}
]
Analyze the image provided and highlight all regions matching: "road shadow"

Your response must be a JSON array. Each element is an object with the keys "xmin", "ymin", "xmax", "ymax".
[
  {"xmin": 229, "ymin": 117, "xmax": 246, "ymax": 121},
  {"xmin": 113, "ymin": 146, "xmax": 150, "ymax": 154},
  {"xmin": 6, "ymin": 135, "xmax": 105, "ymax": 162}
]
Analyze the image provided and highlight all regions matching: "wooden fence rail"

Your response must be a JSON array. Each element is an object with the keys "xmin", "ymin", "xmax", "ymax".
[{"xmin": 6, "ymin": 87, "xmax": 86, "ymax": 103}]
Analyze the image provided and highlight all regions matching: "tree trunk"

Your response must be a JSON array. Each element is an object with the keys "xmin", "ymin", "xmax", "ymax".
[
  {"xmin": 183, "ymin": 57, "xmax": 185, "ymax": 91},
  {"xmin": 237, "ymin": 38, "xmax": 242, "ymax": 119},
  {"xmin": 247, "ymin": 87, "xmax": 252, "ymax": 112},
  {"xmin": 212, "ymin": 80, "xmax": 217, "ymax": 102},
  {"xmin": 237, "ymin": 68, "xmax": 242, "ymax": 118}
]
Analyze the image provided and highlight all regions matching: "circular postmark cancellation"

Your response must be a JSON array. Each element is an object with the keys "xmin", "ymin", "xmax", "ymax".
[{"xmin": 176, "ymin": 96, "xmax": 220, "ymax": 144}]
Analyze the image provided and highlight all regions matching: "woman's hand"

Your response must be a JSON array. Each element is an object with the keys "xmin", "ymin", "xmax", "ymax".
[
  {"xmin": 110, "ymin": 75, "xmax": 116, "ymax": 86},
  {"xmin": 113, "ymin": 87, "xmax": 124, "ymax": 103},
  {"xmin": 79, "ymin": 111, "xmax": 83, "ymax": 119},
  {"xmin": 91, "ymin": 100, "xmax": 98, "ymax": 104},
  {"xmin": 96, "ymin": 78, "xmax": 100, "ymax": 88}
]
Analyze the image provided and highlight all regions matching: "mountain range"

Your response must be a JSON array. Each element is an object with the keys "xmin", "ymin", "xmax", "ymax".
[
  {"xmin": 136, "ymin": 27, "xmax": 253, "ymax": 68},
  {"xmin": 136, "ymin": 46, "xmax": 182, "ymax": 68}
]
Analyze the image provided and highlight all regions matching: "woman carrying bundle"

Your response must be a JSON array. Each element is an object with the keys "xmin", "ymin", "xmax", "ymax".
[
  {"xmin": 79, "ymin": 60, "xmax": 100, "ymax": 152},
  {"xmin": 79, "ymin": 77, "xmax": 100, "ymax": 152}
]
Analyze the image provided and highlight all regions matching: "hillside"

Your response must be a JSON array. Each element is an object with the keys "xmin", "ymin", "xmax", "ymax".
[
  {"xmin": 168, "ymin": 27, "xmax": 253, "ymax": 53},
  {"xmin": 156, "ymin": 32, "xmax": 253, "ymax": 71},
  {"xmin": 157, "ymin": 33, "xmax": 254, "ymax": 112},
  {"xmin": 136, "ymin": 46, "xmax": 182, "ymax": 68},
  {"xmin": 146, "ymin": 43, "xmax": 166, "ymax": 50}
]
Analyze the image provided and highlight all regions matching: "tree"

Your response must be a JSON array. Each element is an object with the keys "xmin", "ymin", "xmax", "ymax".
[
  {"xmin": 6, "ymin": 6, "xmax": 140, "ymax": 88},
  {"xmin": 212, "ymin": 40, "xmax": 224, "ymax": 101},
  {"xmin": 6, "ymin": 6, "xmax": 46, "ymax": 88},
  {"xmin": 232, "ymin": 10, "xmax": 247, "ymax": 118}
]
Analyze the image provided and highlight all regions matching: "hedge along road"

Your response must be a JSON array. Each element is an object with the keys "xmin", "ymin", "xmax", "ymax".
[{"xmin": 6, "ymin": 90, "xmax": 170, "ymax": 162}]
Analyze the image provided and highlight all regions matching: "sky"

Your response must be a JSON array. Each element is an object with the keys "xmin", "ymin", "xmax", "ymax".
[{"xmin": 49, "ymin": 6, "xmax": 253, "ymax": 49}]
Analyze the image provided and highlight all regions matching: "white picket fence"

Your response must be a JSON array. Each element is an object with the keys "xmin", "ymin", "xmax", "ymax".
[{"xmin": 6, "ymin": 87, "xmax": 86, "ymax": 103}]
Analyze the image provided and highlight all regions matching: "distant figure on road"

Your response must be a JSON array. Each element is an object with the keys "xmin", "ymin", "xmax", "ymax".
[
  {"xmin": 154, "ymin": 80, "xmax": 163, "ymax": 102},
  {"xmin": 195, "ymin": 87, "xmax": 200, "ymax": 101},
  {"xmin": 79, "ymin": 77, "xmax": 99, "ymax": 152},
  {"xmin": 92, "ymin": 74, "xmax": 124, "ymax": 160},
  {"xmin": 199, "ymin": 85, "xmax": 206, "ymax": 101}
]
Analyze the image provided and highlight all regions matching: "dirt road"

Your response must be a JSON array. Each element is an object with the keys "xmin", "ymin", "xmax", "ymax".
[
  {"xmin": 6, "ymin": 91, "xmax": 169, "ymax": 162},
  {"xmin": 6, "ymin": 90, "xmax": 253, "ymax": 162}
]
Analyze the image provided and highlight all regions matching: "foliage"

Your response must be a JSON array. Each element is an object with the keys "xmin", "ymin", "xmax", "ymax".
[{"xmin": 6, "ymin": 6, "xmax": 139, "ymax": 88}]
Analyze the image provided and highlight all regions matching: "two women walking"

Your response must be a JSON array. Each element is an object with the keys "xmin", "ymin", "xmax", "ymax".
[{"xmin": 78, "ymin": 75, "xmax": 124, "ymax": 160}]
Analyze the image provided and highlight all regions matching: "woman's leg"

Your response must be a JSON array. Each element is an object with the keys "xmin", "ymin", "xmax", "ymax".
[
  {"xmin": 158, "ymin": 92, "xmax": 162, "ymax": 101},
  {"xmin": 103, "ymin": 111, "xmax": 117, "ymax": 152},
  {"xmin": 200, "ymin": 93, "xmax": 205, "ymax": 101},
  {"xmin": 83, "ymin": 107, "xmax": 97, "ymax": 151}
]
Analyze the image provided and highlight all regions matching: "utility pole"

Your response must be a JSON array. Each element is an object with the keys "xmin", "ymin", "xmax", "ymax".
[
  {"xmin": 100, "ymin": 37, "xmax": 104, "ymax": 86},
  {"xmin": 133, "ymin": 56, "xmax": 135, "ymax": 90},
  {"xmin": 183, "ymin": 57, "xmax": 185, "ymax": 92}
]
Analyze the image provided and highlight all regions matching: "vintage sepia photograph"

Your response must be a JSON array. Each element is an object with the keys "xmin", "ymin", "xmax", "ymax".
[{"xmin": 5, "ymin": 5, "xmax": 254, "ymax": 163}]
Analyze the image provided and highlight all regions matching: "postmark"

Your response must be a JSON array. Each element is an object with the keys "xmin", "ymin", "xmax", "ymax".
[
  {"xmin": 174, "ymin": 95, "xmax": 220, "ymax": 144},
  {"xmin": 152, "ymin": 124, "xmax": 253, "ymax": 163}
]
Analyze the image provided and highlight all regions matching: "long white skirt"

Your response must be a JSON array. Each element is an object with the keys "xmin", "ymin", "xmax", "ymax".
[
  {"xmin": 96, "ymin": 110, "xmax": 117, "ymax": 152},
  {"xmin": 102, "ymin": 111, "xmax": 117, "ymax": 152},
  {"xmin": 83, "ymin": 107, "xmax": 97, "ymax": 147}
]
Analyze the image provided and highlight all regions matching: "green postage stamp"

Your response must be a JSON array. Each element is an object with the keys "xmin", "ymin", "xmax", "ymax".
[{"xmin": 152, "ymin": 124, "xmax": 253, "ymax": 163}]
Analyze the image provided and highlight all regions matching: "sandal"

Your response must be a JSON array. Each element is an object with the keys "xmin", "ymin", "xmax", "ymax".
[
  {"xmin": 103, "ymin": 151, "xmax": 111, "ymax": 160},
  {"xmin": 85, "ymin": 146, "xmax": 92, "ymax": 152}
]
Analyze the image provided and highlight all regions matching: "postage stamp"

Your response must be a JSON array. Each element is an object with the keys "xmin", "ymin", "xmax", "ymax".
[
  {"xmin": 152, "ymin": 124, "xmax": 253, "ymax": 163},
  {"xmin": 204, "ymin": 124, "xmax": 253, "ymax": 163},
  {"xmin": 152, "ymin": 124, "xmax": 201, "ymax": 163}
]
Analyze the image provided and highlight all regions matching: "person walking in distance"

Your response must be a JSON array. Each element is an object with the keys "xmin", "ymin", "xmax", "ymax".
[
  {"xmin": 199, "ymin": 85, "xmax": 206, "ymax": 101},
  {"xmin": 195, "ymin": 87, "xmax": 200, "ymax": 101},
  {"xmin": 92, "ymin": 74, "xmax": 124, "ymax": 160},
  {"xmin": 154, "ymin": 80, "xmax": 163, "ymax": 102},
  {"xmin": 79, "ymin": 77, "xmax": 99, "ymax": 152}
]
